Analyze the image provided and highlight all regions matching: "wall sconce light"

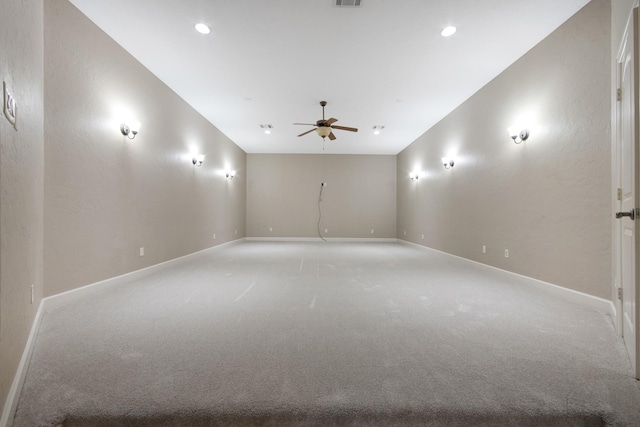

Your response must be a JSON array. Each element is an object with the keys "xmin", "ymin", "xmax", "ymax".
[
  {"xmin": 226, "ymin": 170, "xmax": 236, "ymax": 180},
  {"xmin": 508, "ymin": 127, "xmax": 529, "ymax": 144},
  {"xmin": 409, "ymin": 172, "xmax": 420, "ymax": 181},
  {"xmin": 192, "ymin": 154, "xmax": 204, "ymax": 167},
  {"xmin": 442, "ymin": 157, "xmax": 455, "ymax": 169},
  {"xmin": 120, "ymin": 121, "xmax": 141, "ymax": 140}
]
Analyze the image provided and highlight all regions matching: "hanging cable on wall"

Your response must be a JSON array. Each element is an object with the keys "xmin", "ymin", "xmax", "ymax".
[{"xmin": 318, "ymin": 182, "xmax": 327, "ymax": 242}]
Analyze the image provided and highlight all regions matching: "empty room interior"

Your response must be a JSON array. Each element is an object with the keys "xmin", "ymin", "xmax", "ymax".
[{"xmin": 2, "ymin": 0, "xmax": 640, "ymax": 425}]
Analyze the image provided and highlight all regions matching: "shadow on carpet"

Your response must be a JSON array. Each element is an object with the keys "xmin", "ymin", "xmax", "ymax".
[{"xmin": 60, "ymin": 410, "xmax": 606, "ymax": 427}]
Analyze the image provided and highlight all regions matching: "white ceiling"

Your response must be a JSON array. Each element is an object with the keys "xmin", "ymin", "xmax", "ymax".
[{"xmin": 69, "ymin": 0, "xmax": 590, "ymax": 155}]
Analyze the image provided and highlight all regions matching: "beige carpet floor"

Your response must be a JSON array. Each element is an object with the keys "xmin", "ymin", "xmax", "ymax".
[{"xmin": 11, "ymin": 242, "xmax": 640, "ymax": 426}]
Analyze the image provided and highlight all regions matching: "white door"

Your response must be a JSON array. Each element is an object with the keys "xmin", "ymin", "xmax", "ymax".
[{"xmin": 617, "ymin": 7, "xmax": 639, "ymax": 379}]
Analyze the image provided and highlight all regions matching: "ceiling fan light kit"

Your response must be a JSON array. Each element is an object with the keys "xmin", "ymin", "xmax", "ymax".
[
  {"xmin": 294, "ymin": 101, "xmax": 358, "ymax": 146},
  {"xmin": 316, "ymin": 127, "xmax": 332, "ymax": 138}
]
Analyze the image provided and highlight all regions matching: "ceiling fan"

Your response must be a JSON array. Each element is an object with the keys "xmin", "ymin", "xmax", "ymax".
[{"xmin": 293, "ymin": 101, "xmax": 358, "ymax": 141}]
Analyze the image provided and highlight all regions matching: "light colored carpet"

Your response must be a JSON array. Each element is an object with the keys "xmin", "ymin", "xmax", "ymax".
[{"xmin": 12, "ymin": 242, "xmax": 640, "ymax": 426}]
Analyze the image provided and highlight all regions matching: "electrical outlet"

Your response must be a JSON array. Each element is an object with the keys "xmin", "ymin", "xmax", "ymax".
[
  {"xmin": 504, "ymin": 249, "xmax": 509, "ymax": 258},
  {"xmin": 234, "ymin": 229, "xmax": 237, "ymax": 235},
  {"xmin": 482, "ymin": 245, "xmax": 486, "ymax": 254},
  {"xmin": 324, "ymin": 228, "xmax": 328, "ymax": 234},
  {"xmin": 421, "ymin": 234, "xmax": 425, "ymax": 240},
  {"xmin": 30, "ymin": 284, "xmax": 34, "ymax": 304},
  {"xmin": 140, "ymin": 247, "xmax": 144, "ymax": 257},
  {"xmin": 269, "ymin": 227, "xmax": 273, "ymax": 232},
  {"xmin": 370, "ymin": 229, "xmax": 375, "ymax": 234},
  {"xmin": 403, "ymin": 230, "xmax": 407, "ymax": 236},
  {"xmin": 213, "ymin": 233, "xmax": 216, "ymax": 240}
]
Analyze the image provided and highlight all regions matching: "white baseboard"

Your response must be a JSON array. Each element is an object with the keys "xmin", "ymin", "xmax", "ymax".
[
  {"xmin": 0, "ymin": 300, "xmax": 46, "ymax": 427},
  {"xmin": 245, "ymin": 237, "xmax": 398, "ymax": 243},
  {"xmin": 398, "ymin": 240, "xmax": 613, "ymax": 315}
]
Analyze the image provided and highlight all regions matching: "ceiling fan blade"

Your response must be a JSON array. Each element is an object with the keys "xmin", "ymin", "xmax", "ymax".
[
  {"xmin": 328, "ymin": 131, "xmax": 336, "ymax": 141},
  {"xmin": 293, "ymin": 123, "xmax": 316, "ymax": 126},
  {"xmin": 331, "ymin": 125, "xmax": 358, "ymax": 132},
  {"xmin": 297, "ymin": 128, "xmax": 317, "ymax": 137},
  {"xmin": 325, "ymin": 118, "xmax": 338, "ymax": 126}
]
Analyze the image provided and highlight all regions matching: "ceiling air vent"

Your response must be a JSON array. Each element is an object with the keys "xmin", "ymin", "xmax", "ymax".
[
  {"xmin": 260, "ymin": 124, "xmax": 273, "ymax": 134},
  {"xmin": 336, "ymin": 0, "xmax": 361, "ymax": 6}
]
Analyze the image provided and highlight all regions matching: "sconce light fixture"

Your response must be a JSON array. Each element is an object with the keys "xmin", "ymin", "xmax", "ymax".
[
  {"xmin": 508, "ymin": 127, "xmax": 529, "ymax": 144},
  {"xmin": 192, "ymin": 154, "xmax": 205, "ymax": 167},
  {"xmin": 226, "ymin": 170, "xmax": 236, "ymax": 180},
  {"xmin": 409, "ymin": 172, "xmax": 420, "ymax": 181},
  {"xmin": 120, "ymin": 121, "xmax": 141, "ymax": 140},
  {"xmin": 442, "ymin": 157, "xmax": 455, "ymax": 169}
]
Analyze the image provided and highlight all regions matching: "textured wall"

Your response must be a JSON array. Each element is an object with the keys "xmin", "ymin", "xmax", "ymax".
[
  {"xmin": 43, "ymin": 0, "xmax": 246, "ymax": 297},
  {"xmin": 0, "ymin": 0, "xmax": 44, "ymax": 412},
  {"xmin": 397, "ymin": 0, "xmax": 611, "ymax": 298},
  {"xmin": 247, "ymin": 154, "xmax": 396, "ymax": 239}
]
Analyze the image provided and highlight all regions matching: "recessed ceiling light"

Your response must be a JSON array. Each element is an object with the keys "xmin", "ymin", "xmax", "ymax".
[
  {"xmin": 195, "ymin": 23, "xmax": 211, "ymax": 34},
  {"xmin": 440, "ymin": 26, "xmax": 456, "ymax": 37}
]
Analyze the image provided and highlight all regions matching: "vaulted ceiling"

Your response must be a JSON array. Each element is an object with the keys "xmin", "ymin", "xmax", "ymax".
[{"xmin": 69, "ymin": 0, "xmax": 591, "ymax": 155}]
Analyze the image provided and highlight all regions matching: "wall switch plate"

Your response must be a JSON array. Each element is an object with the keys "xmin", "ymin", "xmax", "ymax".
[
  {"xmin": 504, "ymin": 249, "xmax": 509, "ymax": 258},
  {"xmin": 482, "ymin": 245, "xmax": 486, "ymax": 254},
  {"xmin": 3, "ymin": 81, "xmax": 17, "ymax": 129},
  {"xmin": 140, "ymin": 247, "xmax": 144, "ymax": 257},
  {"xmin": 30, "ymin": 284, "xmax": 34, "ymax": 304}
]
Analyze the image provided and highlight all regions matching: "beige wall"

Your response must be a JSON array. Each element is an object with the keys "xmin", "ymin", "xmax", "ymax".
[
  {"xmin": 0, "ymin": 0, "xmax": 44, "ymax": 412},
  {"xmin": 43, "ymin": 0, "xmax": 246, "ymax": 296},
  {"xmin": 397, "ymin": 0, "xmax": 611, "ymax": 298},
  {"xmin": 247, "ymin": 154, "xmax": 396, "ymax": 239}
]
